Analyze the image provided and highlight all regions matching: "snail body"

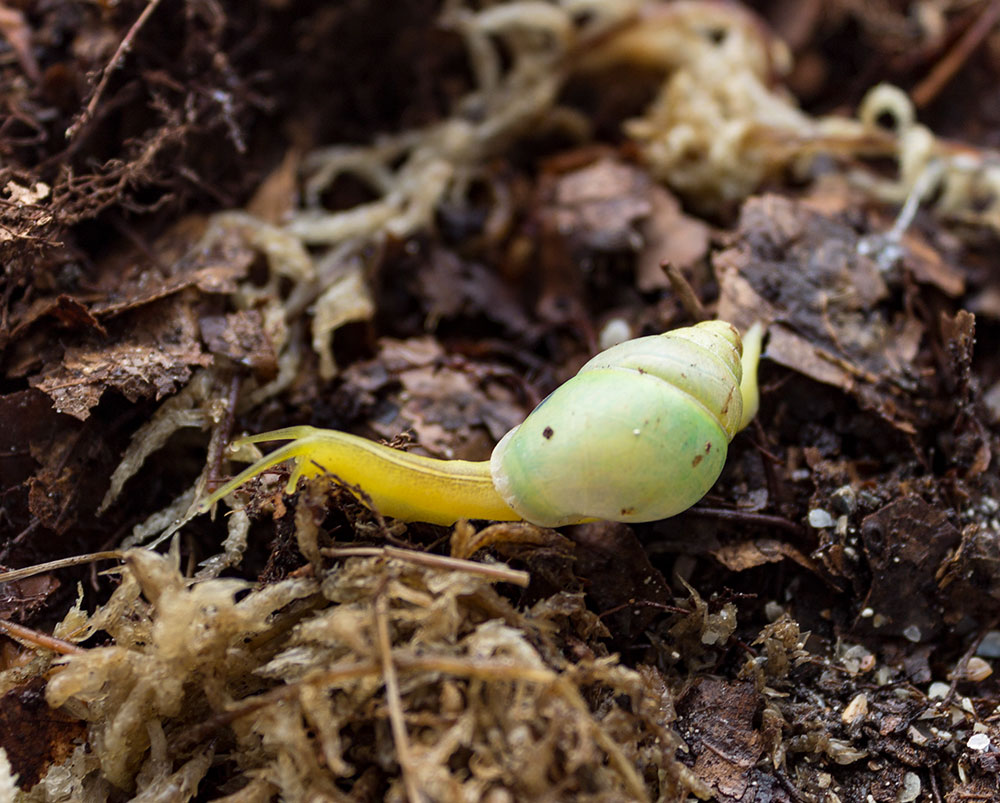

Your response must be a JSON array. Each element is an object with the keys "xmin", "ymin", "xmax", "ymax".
[{"xmin": 191, "ymin": 320, "xmax": 762, "ymax": 528}]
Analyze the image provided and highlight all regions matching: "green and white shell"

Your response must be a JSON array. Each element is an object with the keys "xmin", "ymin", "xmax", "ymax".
[{"xmin": 489, "ymin": 321, "xmax": 747, "ymax": 527}]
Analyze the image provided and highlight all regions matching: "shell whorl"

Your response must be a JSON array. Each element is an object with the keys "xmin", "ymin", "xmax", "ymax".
[{"xmin": 576, "ymin": 320, "xmax": 745, "ymax": 440}]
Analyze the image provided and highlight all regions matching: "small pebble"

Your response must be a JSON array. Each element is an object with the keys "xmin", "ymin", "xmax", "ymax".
[
  {"xmin": 976, "ymin": 630, "xmax": 1000, "ymax": 658},
  {"xmin": 831, "ymin": 485, "xmax": 857, "ymax": 515},
  {"xmin": 842, "ymin": 693, "xmax": 868, "ymax": 724},
  {"xmin": 897, "ymin": 771, "xmax": 920, "ymax": 802},
  {"xmin": 928, "ymin": 682, "xmax": 950, "ymax": 700},
  {"xmin": 808, "ymin": 508, "xmax": 834, "ymax": 528},
  {"xmin": 962, "ymin": 657, "xmax": 993, "ymax": 682},
  {"xmin": 598, "ymin": 318, "xmax": 631, "ymax": 350}
]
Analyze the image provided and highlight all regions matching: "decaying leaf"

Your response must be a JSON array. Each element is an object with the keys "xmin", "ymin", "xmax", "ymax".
[
  {"xmin": 717, "ymin": 194, "xmax": 936, "ymax": 432},
  {"xmin": 199, "ymin": 310, "xmax": 278, "ymax": 380},
  {"xmin": 711, "ymin": 537, "xmax": 817, "ymax": 574},
  {"xmin": 676, "ymin": 678, "xmax": 763, "ymax": 801},
  {"xmin": 29, "ymin": 297, "xmax": 212, "ymax": 421},
  {"xmin": 0, "ymin": 677, "xmax": 86, "ymax": 792},
  {"xmin": 856, "ymin": 495, "xmax": 961, "ymax": 640}
]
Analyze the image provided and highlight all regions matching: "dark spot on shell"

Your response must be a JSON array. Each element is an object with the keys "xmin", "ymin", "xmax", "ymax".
[
  {"xmin": 620, "ymin": 507, "xmax": 634, "ymax": 516},
  {"xmin": 543, "ymin": 426, "xmax": 554, "ymax": 440},
  {"xmin": 705, "ymin": 442, "xmax": 712, "ymax": 453},
  {"xmin": 637, "ymin": 367, "xmax": 646, "ymax": 375},
  {"xmin": 720, "ymin": 387, "xmax": 735, "ymax": 416},
  {"xmin": 692, "ymin": 454, "xmax": 703, "ymax": 468}
]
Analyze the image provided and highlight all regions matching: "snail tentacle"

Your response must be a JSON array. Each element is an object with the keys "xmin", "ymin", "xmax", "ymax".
[{"xmin": 737, "ymin": 321, "xmax": 763, "ymax": 432}]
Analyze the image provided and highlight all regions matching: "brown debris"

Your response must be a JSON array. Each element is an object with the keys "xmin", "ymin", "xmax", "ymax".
[
  {"xmin": 676, "ymin": 678, "xmax": 763, "ymax": 802},
  {"xmin": 29, "ymin": 296, "xmax": 211, "ymax": 420},
  {"xmin": 0, "ymin": 573, "xmax": 59, "ymax": 623},
  {"xmin": 199, "ymin": 310, "xmax": 278, "ymax": 381},
  {"xmin": 0, "ymin": 677, "xmax": 87, "ymax": 792},
  {"xmin": 857, "ymin": 495, "xmax": 962, "ymax": 640},
  {"xmin": 0, "ymin": 4, "xmax": 40, "ymax": 83},
  {"xmin": 414, "ymin": 246, "xmax": 532, "ymax": 335},
  {"xmin": 534, "ymin": 155, "xmax": 710, "ymax": 298},
  {"xmin": 87, "ymin": 221, "xmax": 254, "ymax": 319},
  {"xmin": 717, "ymin": 194, "xmax": 912, "ymax": 383},
  {"xmin": 342, "ymin": 336, "xmax": 527, "ymax": 461},
  {"xmin": 8, "ymin": 294, "xmax": 106, "ymax": 342},
  {"xmin": 569, "ymin": 521, "xmax": 674, "ymax": 640},
  {"xmin": 716, "ymin": 194, "xmax": 950, "ymax": 433},
  {"xmin": 711, "ymin": 536, "xmax": 818, "ymax": 574}
]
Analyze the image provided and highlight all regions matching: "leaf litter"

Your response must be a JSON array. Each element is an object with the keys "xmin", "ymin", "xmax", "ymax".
[{"xmin": 3, "ymin": 1, "xmax": 1000, "ymax": 801}]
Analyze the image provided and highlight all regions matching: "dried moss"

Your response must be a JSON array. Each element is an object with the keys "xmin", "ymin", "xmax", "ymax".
[{"xmin": 28, "ymin": 546, "xmax": 714, "ymax": 801}]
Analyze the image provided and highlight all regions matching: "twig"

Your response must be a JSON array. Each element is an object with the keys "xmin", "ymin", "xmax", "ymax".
[
  {"xmin": 599, "ymin": 600, "xmax": 689, "ymax": 619},
  {"xmin": 928, "ymin": 768, "xmax": 943, "ymax": 803},
  {"xmin": 660, "ymin": 261, "xmax": 707, "ymax": 322},
  {"xmin": 374, "ymin": 591, "xmax": 422, "ymax": 803},
  {"xmin": 815, "ymin": 347, "xmax": 882, "ymax": 385},
  {"xmin": 0, "ymin": 618, "xmax": 86, "ymax": 655},
  {"xmin": 0, "ymin": 4, "xmax": 40, "ymax": 82},
  {"xmin": 322, "ymin": 545, "xmax": 530, "ymax": 587},
  {"xmin": 775, "ymin": 767, "xmax": 809, "ymax": 803},
  {"xmin": 0, "ymin": 517, "xmax": 40, "ymax": 563},
  {"xmin": 686, "ymin": 506, "xmax": 806, "ymax": 537},
  {"xmin": 206, "ymin": 374, "xmax": 243, "ymax": 491},
  {"xmin": 66, "ymin": 0, "xmax": 166, "ymax": 140},
  {"xmin": 941, "ymin": 618, "xmax": 996, "ymax": 708},
  {"xmin": 913, "ymin": 0, "xmax": 1000, "ymax": 108},
  {"xmin": 0, "ymin": 551, "xmax": 124, "ymax": 585}
]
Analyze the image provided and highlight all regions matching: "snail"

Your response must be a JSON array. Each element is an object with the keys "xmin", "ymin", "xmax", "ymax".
[{"xmin": 187, "ymin": 320, "xmax": 763, "ymax": 529}]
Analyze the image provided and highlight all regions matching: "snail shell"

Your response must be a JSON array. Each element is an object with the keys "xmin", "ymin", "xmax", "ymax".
[{"xmin": 490, "ymin": 320, "xmax": 747, "ymax": 527}]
